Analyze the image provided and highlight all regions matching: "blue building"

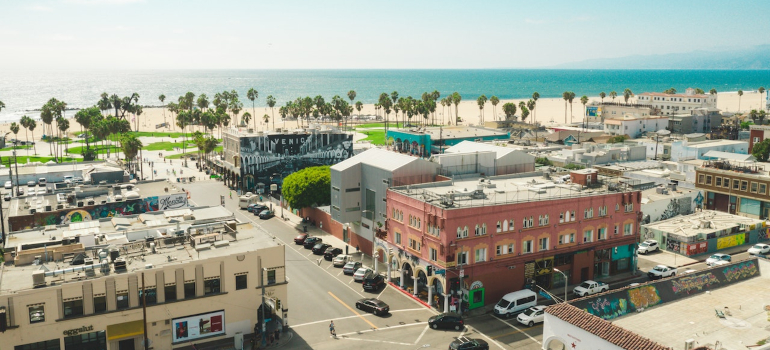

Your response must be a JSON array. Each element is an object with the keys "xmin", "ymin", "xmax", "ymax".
[{"xmin": 386, "ymin": 126, "xmax": 510, "ymax": 157}]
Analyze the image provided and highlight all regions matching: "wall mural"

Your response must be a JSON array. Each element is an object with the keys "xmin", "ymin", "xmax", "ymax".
[
  {"xmin": 570, "ymin": 258, "xmax": 760, "ymax": 320},
  {"xmin": 9, "ymin": 193, "xmax": 189, "ymax": 231},
  {"xmin": 659, "ymin": 197, "xmax": 693, "ymax": 221},
  {"xmin": 238, "ymin": 132, "xmax": 353, "ymax": 191},
  {"xmin": 716, "ymin": 233, "xmax": 745, "ymax": 250}
]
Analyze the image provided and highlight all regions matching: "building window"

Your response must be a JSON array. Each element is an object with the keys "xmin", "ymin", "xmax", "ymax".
[
  {"xmin": 570, "ymin": 211, "xmax": 576, "ymax": 221},
  {"xmin": 523, "ymin": 240, "xmax": 533, "ymax": 254},
  {"xmin": 475, "ymin": 248, "xmax": 487, "ymax": 263},
  {"xmin": 408, "ymin": 238, "xmax": 421, "ymax": 252},
  {"xmin": 716, "ymin": 177, "xmax": 722, "ymax": 187},
  {"xmin": 481, "ymin": 223, "xmax": 487, "ymax": 235},
  {"xmin": 235, "ymin": 274, "xmax": 248, "ymax": 291},
  {"xmin": 538, "ymin": 238, "xmax": 549, "ymax": 251},
  {"xmin": 164, "ymin": 284, "xmax": 177, "ymax": 302},
  {"xmin": 624, "ymin": 223, "xmax": 633, "ymax": 236},
  {"xmin": 184, "ymin": 281, "xmax": 196, "ymax": 299},
  {"xmin": 559, "ymin": 233, "xmax": 574, "ymax": 244},
  {"xmin": 724, "ymin": 178, "xmax": 730, "ymax": 188},
  {"xmin": 94, "ymin": 295, "xmax": 107, "ymax": 313},
  {"xmin": 456, "ymin": 227, "xmax": 467, "ymax": 239},
  {"xmin": 559, "ymin": 212, "xmax": 564, "ymax": 223},
  {"xmin": 706, "ymin": 176, "xmax": 712, "ymax": 185},
  {"xmin": 140, "ymin": 288, "xmax": 157, "ymax": 305},
  {"xmin": 204, "ymin": 278, "xmax": 221, "ymax": 295},
  {"xmin": 615, "ymin": 203, "xmax": 620, "ymax": 211},
  {"xmin": 584, "ymin": 230, "xmax": 593, "ymax": 243},
  {"xmin": 28, "ymin": 304, "xmax": 45, "ymax": 324},
  {"xmin": 733, "ymin": 179, "xmax": 740, "ymax": 190},
  {"xmin": 396, "ymin": 231, "xmax": 402, "ymax": 244},
  {"xmin": 116, "ymin": 291, "xmax": 130, "ymax": 309},
  {"xmin": 751, "ymin": 182, "xmax": 758, "ymax": 193},
  {"xmin": 430, "ymin": 247, "xmax": 437, "ymax": 261},
  {"xmin": 625, "ymin": 203, "xmax": 633, "ymax": 212},
  {"xmin": 598, "ymin": 227, "xmax": 607, "ymax": 240},
  {"xmin": 496, "ymin": 221, "xmax": 501, "ymax": 233},
  {"xmin": 509, "ymin": 220, "xmax": 514, "ymax": 230},
  {"xmin": 457, "ymin": 251, "xmax": 468, "ymax": 265},
  {"xmin": 523, "ymin": 216, "xmax": 534, "ymax": 228},
  {"xmin": 539, "ymin": 215, "xmax": 549, "ymax": 226},
  {"xmin": 496, "ymin": 244, "xmax": 514, "ymax": 255},
  {"xmin": 741, "ymin": 181, "xmax": 748, "ymax": 191},
  {"xmin": 698, "ymin": 174, "xmax": 704, "ymax": 184},
  {"xmin": 599, "ymin": 206, "xmax": 607, "ymax": 217},
  {"xmin": 584, "ymin": 208, "xmax": 594, "ymax": 219},
  {"xmin": 63, "ymin": 298, "xmax": 84, "ymax": 318},
  {"xmin": 614, "ymin": 224, "xmax": 619, "ymax": 234},
  {"xmin": 761, "ymin": 184, "xmax": 767, "ymax": 194}
]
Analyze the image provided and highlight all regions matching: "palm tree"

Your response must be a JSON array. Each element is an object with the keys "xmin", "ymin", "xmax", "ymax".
[
  {"xmin": 623, "ymin": 88, "xmax": 634, "ymax": 104},
  {"xmin": 74, "ymin": 106, "xmax": 98, "ymax": 161},
  {"xmin": 759, "ymin": 110, "xmax": 767, "ymax": 125},
  {"xmin": 266, "ymin": 95, "xmax": 276, "ymax": 130},
  {"xmin": 451, "ymin": 92, "xmax": 461, "ymax": 125},
  {"xmin": 355, "ymin": 101, "xmax": 363, "ymax": 118},
  {"xmin": 27, "ymin": 119, "xmax": 37, "ymax": 155},
  {"xmin": 0, "ymin": 100, "xmax": 4, "ymax": 114},
  {"xmin": 192, "ymin": 131, "xmax": 206, "ymax": 167},
  {"xmin": 20, "ymin": 116, "xmax": 32, "ymax": 155},
  {"xmin": 489, "ymin": 96, "xmax": 499, "ymax": 121},
  {"xmin": 203, "ymin": 136, "xmax": 218, "ymax": 167},
  {"xmin": 247, "ymin": 88, "xmax": 258, "ymax": 131},
  {"xmin": 599, "ymin": 92, "xmax": 606, "ymax": 103},
  {"xmin": 562, "ymin": 91, "xmax": 570, "ymax": 123},
  {"xmin": 518, "ymin": 101, "xmax": 526, "ymax": 121},
  {"xmin": 738, "ymin": 89, "xmax": 744, "ymax": 111},
  {"xmin": 664, "ymin": 87, "xmax": 676, "ymax": 94},
  {"xmin": 749, "ymin": 109, "xmax": 759, "ymax": 124},
  {"xmin": 526, "ymin": 99, "xmax": 536, "ymax": 124},
  {"xmin": 347, "ymin": 90, "xmax": 357, "ymax": 108},
  {"xmin": 242, "ymin": 112, "xmax": 252, "ymax": 130},
  {"xmin": 477, "ymin": 95, "xmax": 487, "ymax": 124},
  {"xmin": 580, "ymin": 95, "xmax": 589, "ymax": 120},
  {"xmin": 532, "ymin": 92, "xmax": 540, "ymax": 123},
  {"xmin": 10, "ymin": 123, "xmax": 20, "ymax": 150},
  {"xmin": 610, "ymin": 91, "xmax": 618, "ymax": 103},
  {"xmin": 263, "ymin": 113, "xmax": 270, "ymax": 127},
  {"xmin": 710, "ymin": 88, "xmax": 717, "ymax": 95},
  {"xmin": 98, "ymin": 93, "xmax": 111, "ymax": 116},
  {"xmin": 119, "ymin": 134, "xmax": 143, "ymax": 177},
  {"xmin": 759, "ymin": 87, "xmax": 766, "ymax": 110},
  {"xmin": 57, "ymin": 117, "xmax": 70, "ymax": 161},
  {"xmin": 694, "ymin": 88, "xmax": 705, "ymax": 94},
  {"xmin": 158, "ymin": 94, "xmax": 166, "ymax": 124}
]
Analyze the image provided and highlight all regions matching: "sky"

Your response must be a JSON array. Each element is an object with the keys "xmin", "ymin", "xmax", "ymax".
[{"xmin": 1, "ymin": 0, "xmax": 769, "ymax": 70}]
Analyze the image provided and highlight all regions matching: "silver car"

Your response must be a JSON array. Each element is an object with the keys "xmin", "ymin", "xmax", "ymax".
[
  {"xmin": 343, "ymin": 261, "xmax": 362, "ymax": 275},
  {"xmin": 353, "ymin": 268, "xmax": 373, "ymax": 282}
]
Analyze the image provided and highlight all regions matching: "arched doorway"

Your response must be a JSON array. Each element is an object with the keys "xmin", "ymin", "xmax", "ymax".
[
  {"xmin": 244, "ymin": 175, "xmax": 256, "ymax": 192},
  {"xmin": 430, "ymin": 277, "xmax": 444, "ymax": 309},
  {"xmin": 400, "ymin": 262, "xmax": 413, "ymax": 291},
  {"xmin": 416, "ymin": 270, "xmax": 428, "ymax": 302}
]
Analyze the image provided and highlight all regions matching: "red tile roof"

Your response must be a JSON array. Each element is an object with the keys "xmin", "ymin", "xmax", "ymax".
[{"xmin": 546, "ymin": 303, "xmax": 672, "ymax": 350}]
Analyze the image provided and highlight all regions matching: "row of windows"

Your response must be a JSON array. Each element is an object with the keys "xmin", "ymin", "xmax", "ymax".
[
  {"xmin": 408, "ymin": 215, "xmax": 422, "ymax": 229},
  {"xmin": 28, "ymin": 273, "xmax": 257, "ymax": 324},
  {"xmin": 699, "ymin": 174, "xmax": 768, "ymax": 195}
]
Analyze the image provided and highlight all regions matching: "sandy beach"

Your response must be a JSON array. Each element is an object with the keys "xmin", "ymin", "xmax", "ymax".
[{"xmin": 0, "ymin": 90, "xmax": 765, "ymax": 141}]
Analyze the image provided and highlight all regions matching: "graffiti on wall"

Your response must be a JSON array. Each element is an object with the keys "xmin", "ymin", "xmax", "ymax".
[
  {"xmin": 628, "ymin": 285, "xmax": 661, "ymax": 309},
  {"xmin": 722, "ymin": 261, "xmax": 758, "ymax": 281},
  {"xmin": 585, "ymin": 297, "xmax": 629, "ymax": 320},
  {"xmin": 671, "ymin": 273, "xmax": 720, "ymax": 295},
  {"xmin": 666, "ymin": 239, "xmax": 681, "ymax": 253},
  {"xmin": 716, "ymin": 233, "xmax": 745, "ymax": 250}
]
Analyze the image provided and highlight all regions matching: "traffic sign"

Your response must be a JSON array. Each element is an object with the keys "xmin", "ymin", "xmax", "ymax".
[{"xmin": 459, "ymin": 269, "xmax": 464, "ymax": 278}]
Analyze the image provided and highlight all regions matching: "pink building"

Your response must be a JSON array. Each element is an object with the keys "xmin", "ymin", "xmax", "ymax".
[{"xmin": 378, "ymin": 172, "xmax": 641, "ymax": 312}]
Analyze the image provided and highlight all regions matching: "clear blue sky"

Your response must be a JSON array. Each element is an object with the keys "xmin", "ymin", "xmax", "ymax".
[{"xmin": 1, "ymin": 0, "xmax": 768, "ymax": 70}]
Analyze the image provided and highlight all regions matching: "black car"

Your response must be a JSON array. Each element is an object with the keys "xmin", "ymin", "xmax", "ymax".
[
  {"xmin": 258, "ymin": 210, "xmax": 274, "ymax": 219},
  {"xmin": 324, "ymin": 247, "xmax": 343, "ymax": 260},
  {"xmin": 252, "ymin": 206, "xmax": 268, "ymax": 215},
  {"xmin": 363, "ymin": 274, "xmax": 386, "ymax": 291},
  {"xmin": 312, "ymin": 243, "xmax": 332, "ymax": 255},
  {"xmin": 428, "ymin": 312, "xmax": 464, "ymax": 330},
  {"xmin": 303, "ymin": 237, "xmax": 322, "ymax": 249},
  {"xmin": 449, "ymin": 337, "xmax": 489, "ymax": 350},
  {"xmin": 355, "ymin": 298, "xmax": 389, "ymax": 316}
]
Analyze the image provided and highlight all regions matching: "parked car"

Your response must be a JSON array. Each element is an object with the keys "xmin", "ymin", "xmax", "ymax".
[
  {"xmin": 647, "ymin": 265, "xmax": 677, "ymax": 280},
  {"xmin": 355, "ymin": 298, "xmax": 389, "ymax": 316},
  {"xmin": 303, "ymin": 237, "xmax": 322, "ymax": 249},
  {"xmin": 428, "ymin": 312, "xmax": 464, "ymax": 330},
  {"xmin": 493, "ymin": 290, "xmax": 538, "ymax": 318},
  {"xmin": 258, "ymin": 210, "xmax": 274, "ymax": 219},
  {"xmin": 333, "ymin": 255, "xmax": 352, "ymax": 267},
  {"xmin": 573, "ymin": 280, "xmax": 609, "ymax": 297},
  {"xmin": 312, "ymin": 243, "xmax": 331, "ymax": 255},
  {"xmin": 748, "ymin": 244, "xmax": 770, "ymax": 255},
  {"xmin": 449, "ymin": 337, "xmax": 488, "ymax": 350},
  {"xmin": 27, "ymin": 181, "xmax": 36, "ymax": 187},
  {"xmin": 363, "ymin": 274, "xmax": 386, "ymax": 291},
  {"xmin": 4, "ymin": 181, "xmax": 11, "ymax": 189},
  {"xmin": 343, "ymin": 261, "xmax": 362, "ymax": 275},
  {"xmin": 637, "ymin": 240, "xmax": 659, "ymax": 254},
  {"xmin": 16, "ymin": 187, "xmax": 24, "ymax": 196},
  {"xmin": 246, "ymin": 203, "xmax": 261, "ymax": 212},
  {"xmin": 38, "ymin": 178, "xmax": 46, "ymax": 186},
  {"xmin": 3, "ymin": 193, "xmax": 10, "ymax": 201},
  {"xmin": 706, "ymin": 253, "xmax": 731, "ymax": 266},
  {"xmin": 353, "ymin": 268, "xmax": 373, "ymax": 282},
  {"xmin": 324, "ymin": 247, "xmax": 343, "ymax": 260},
  {"xmin": 516, "ymin": 306, "xmax": 546, "ymax": 327},
  {"xmin": 294, "ymin": 233, "xmax": 309, "ymax": 245},
  {"xmin": 72, "ymin": 177, "xmax": 84, "ymax": 184}
]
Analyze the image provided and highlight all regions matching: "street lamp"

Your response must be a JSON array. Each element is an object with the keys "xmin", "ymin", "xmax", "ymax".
[{"xmin": 553, "ymin": 268, "xmax": 568, "ymax": 303}]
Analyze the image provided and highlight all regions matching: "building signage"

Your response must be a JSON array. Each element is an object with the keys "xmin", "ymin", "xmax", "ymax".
[
  {"xmin": 158, "ymin": 193, "xmax": 189, "ymax": 210},
  {"xmin": 63, "ymin": 325, "xmax": 94, "ymax": 336},
  {"xmin": 172, "ymin": 310, "xmax": 225, "ymax": 344}
]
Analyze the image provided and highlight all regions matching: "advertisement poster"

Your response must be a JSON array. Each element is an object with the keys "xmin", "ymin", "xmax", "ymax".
[{"xmin": 172, "ymin": 310, "xmax": 225, "ymax": 344}]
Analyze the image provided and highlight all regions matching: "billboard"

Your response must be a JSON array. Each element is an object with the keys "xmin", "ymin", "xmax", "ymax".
[
  {"xmin": 172, "ymin": 310, "xmax": 225, "ymax": 344},
  {"xmin": 238, "ymin": 132, "xmax": 353, "ymax": 191},
  {"xmin": 586, "ymin": 106, "xmax": 599, "ymax": 117}
]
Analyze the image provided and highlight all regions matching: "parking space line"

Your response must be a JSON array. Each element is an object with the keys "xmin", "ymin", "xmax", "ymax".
[
  {"xmin": 326, "ymin": 264, "xmax": 333, "ymax": 269},
  {"xmin": 376, "ymin": 284, "xmax": 388, "ymax": 299},
  {"xmin": 337, "ymin": 271, "xmax": 344, "ymax": 276},
  {"xmin": 467, "ymin": 325, "xmax": 508, "ymax": 350},
  {"xmin": 328, "ymin": 291, "xmax": 378, "ymax": 329},
  {"xmin": 413, "ymin": 325, "xmax": 429, "ymax": 345},
  {"xmin": 491, "ymin": 315, "xmax": 542, "ymax": 345},
  {"xmin": 490, "ymin": 324, "xmax": 543, "ymax": 340}
]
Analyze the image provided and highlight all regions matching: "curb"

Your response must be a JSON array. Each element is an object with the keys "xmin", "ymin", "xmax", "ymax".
[{"xmin": 387, "ymin": 281, "xmax": 433, "ymax": 309}]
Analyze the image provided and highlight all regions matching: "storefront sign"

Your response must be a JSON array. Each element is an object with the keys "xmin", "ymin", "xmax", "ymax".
[
  {"xmin": 470, "ymin": 281, "xmax": 483, "ymax": 290},
  {"xmin": 158, "ymin": 193, "xmax": 189, "ymax": 210},
  {"xmin": 172, "ymin": 310, "xmax": 225, "ymax": 344},
  {"xmin": 63, "ymin": 325, "xmax": 94, "ymax": 336}
]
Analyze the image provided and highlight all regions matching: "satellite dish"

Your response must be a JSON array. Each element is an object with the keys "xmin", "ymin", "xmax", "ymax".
[{"xmin": 657, "ymin": 130, "xmax": 671, "ymax": 136}]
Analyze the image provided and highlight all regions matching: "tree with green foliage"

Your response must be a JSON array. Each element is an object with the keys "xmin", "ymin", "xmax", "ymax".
[
  {"xmin": 531, "ymin": 92, "xmax": 539, "ymax": 123},
  {"xmin": 608, "ymin": 135, "xmax": 627, "ymax": 143},
  {"xmin": 502, "ymin": 102, "xmax": 517, "ymax": 120},
  {"xmin": 266, "ymin": 95, "xmax": 276, "ymax": 130},
  {"xmin": 282, "ymin": 166, "xmax": 331, "ymax": 209},
  {"xmin": 759, "ymin": 87, "xmax": 766, "ymax": 110},
  {"xmin": 623, "ymin": 88, "xmax": 633, "ymax": 104},
  {"xmin": 120, "ymin": 134, "xmax": 143, "ymax": 176},
  {"xmin": 752, "ymin": 138, "xmax": 770, "ymax": 162},
  {"xmin": 74, "ymin": 106, "xmax": 101, "ymax": 161},
  {"xmin": 738, "ymin": 89, "xmax": 744, "ymax": 111},
  {"xmin": 580, "ymin": 95, "xmax": 589, "ymax": 117},
  {"xmin": 477, "ymin": 95, "xmax": 487, "ymax": 124},
  {"xmin": 451, "ymin": 92, "xmax": 462, "ymax": 125},
  {"xmin": 694, "ymin": 88, "xmax": 705, "ymax": 94},
  {"xmin": 664, "ymin": 87, "xmax": 677, "ymax": 94},
  {"xmin": 247, "ymin": 88, "xmax": 258, "ymax": 131},
  {"xmin": 564, "ymin": 163, "xmax": 585, "ymax": 170},
  {"xmin": 710, "ymin": 88, "xmax": 717, "ymax": 95},
  {"xmin": 489, "ymin": 96, "xmax": 499, "ymax": 121},
  {"xmin": 599, "ymin": 91, "xmax": 606, "ymax": 103},
  {"xmin": 609, "ymin": 91, "xmax": 618, "ymax": 102},
  {"xmin": 10, "ymin": 122, "xmax": 20, "ymax": 143},
  {"xmin": 535, "ymin": 157, "xmax": 553, "ymax": 166}
]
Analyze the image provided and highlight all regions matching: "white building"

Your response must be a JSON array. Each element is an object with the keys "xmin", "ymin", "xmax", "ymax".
[
  {"xmin": 636, "ymin": 88, "xmax": 717, "ymax": 116},
  {"xmin": 604, "ymin": 115, "xmax": 669, "ymax": 138},
  {"xmin": 435, "ymin": 141, "xmax": 536, "ymax": 176}
]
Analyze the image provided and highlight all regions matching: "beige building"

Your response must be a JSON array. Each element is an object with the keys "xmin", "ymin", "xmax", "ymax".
[
  {"xmin": 0, "ymin": 206, "xmax": 287, "ymax": 350},
  {"xmin": 637, "ymin": 88, "xmax": 717, "ymax": 116}
]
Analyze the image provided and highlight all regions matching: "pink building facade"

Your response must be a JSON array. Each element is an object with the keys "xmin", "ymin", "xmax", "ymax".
[{"xmin": 377, "ymin": 179, "xmax": 642, "ymax": 312}]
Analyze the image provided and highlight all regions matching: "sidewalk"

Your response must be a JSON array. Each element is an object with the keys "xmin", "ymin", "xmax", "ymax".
[{"xmin": 174, "ymin": 331, "xmax": 294, "ymax": 350}]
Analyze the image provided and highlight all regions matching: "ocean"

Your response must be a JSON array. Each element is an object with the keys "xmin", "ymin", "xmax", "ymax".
[{"xmin": 1, "ymin": 69, "xmax": 769, "ymax": 122}]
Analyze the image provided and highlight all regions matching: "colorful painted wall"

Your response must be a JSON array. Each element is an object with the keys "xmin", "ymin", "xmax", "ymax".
[
  {"xmin": 570, "ymin": 259, "xmax": 760, "ymax": 320},
  {"xmin": 9, "ymin": 193, "xmax": 188, "ymax": 231}
]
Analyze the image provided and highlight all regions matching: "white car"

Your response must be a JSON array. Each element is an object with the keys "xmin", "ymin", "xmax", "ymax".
[
  {"xmin": 332, "ymin": 255, "xmax": 352, "ymax": 267},
  {"xmin": 353, "ymin": 267, "xmax": 373, "ymax": 282},
  {"xmin": 748, "ymin": 244, "xmax": 770, "ymax": 255},
  {"xmin": 705, "ymin": 253, "xmax": 731, "ymax": 266},
  {"xmin": 4, "ymin": 181, "xmax": 11, "ymax": 189},
  {"xmin": 637, "ymin": 240, "xmax": 659, "ymax": 254},
  {"xmin": 517, "ymin": 306, "xmax": 546, "ymax": 327}
]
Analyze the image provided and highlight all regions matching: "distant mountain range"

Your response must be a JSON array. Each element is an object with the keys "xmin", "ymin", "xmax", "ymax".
[{"xmin": 553, "ymin": 45, "xmax": 770, "ymax": 70}]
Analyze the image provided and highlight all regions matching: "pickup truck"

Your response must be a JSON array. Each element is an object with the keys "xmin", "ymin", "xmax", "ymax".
[
  {"xmin": 573, "ymin": 280, "xmax": 609, "ymax": 297},
  {"xmin": 647, "ymin": 265, "xmax": 677, "ymax": 279}
]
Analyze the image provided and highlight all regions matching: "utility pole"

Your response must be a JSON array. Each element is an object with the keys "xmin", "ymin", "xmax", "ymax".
[
  {"xmin": 142, "ymin": 272, "xmax": 149, "ymax": 350},
  {"xmin": 13, "ymin": 150, "xmax": 20, "ymax": 191},
  {"xmin": 0, "ymin": 156, "xmax": 6, "ymax": 243},
  {"xmin": 260, "ymin": 257, "xmax": 267, "ymax": 347}
]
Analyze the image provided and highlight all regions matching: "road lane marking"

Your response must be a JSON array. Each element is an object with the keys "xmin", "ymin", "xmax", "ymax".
[
  {"xmin": 342, "ymin": 338, "xmax": 413, "ymax": 346},
  {"xmin": 337, "ymin": 321, "xmax": 427, "ymax": 337},
  {"xmin": 490, "ymin": 324, "xmax": 543, "ymax": 339},
  {"xmin": 492, "ymin": 315, "xmax": 542, "ymax": 345},
  {"xmin": 466, "ymin": 325, "xmax": 508, "ymax": 350},
  {"xmin": 413, "ymin": 325, "xmax": 429, "ymax": 345},
  {"xmin": 290, "ymin": 308, "xmax": 433, "ymax": 328},
  {"xmin": 328, "ymin": 291, "xmax": 378, "ymax": 329}
]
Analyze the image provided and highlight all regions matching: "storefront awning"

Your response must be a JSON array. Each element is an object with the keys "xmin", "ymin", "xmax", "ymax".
[{"xmin": 107, "ymin": 320, "xmax": 144, "ymax": 341}]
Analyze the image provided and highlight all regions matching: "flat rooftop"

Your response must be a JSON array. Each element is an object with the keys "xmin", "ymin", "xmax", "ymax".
[
  {"xmin": 641, "ymin": 210, "xmax": 763, "ymax": 238},
  {"xmin": 391, "ymin": 126, "xmax": 508, "ymax": 139},
  {"xmin": 8, "ymin": 180, "xmax": 185, "ymax": 218},
  {"xmin": 224, "ymin": 124, "xmax": 343, "ymax": 137},
  {"xmin": 613, "ymin": 270, "xmax": 770, "ymax": 350},
  {"xmin": 0, "ymin": 206, "xmax": 281, "ymax": 294},
  {"xmin": 391, "ymin": 172, "xmax": 633, "ymax": 209},
  {"xmin": 640, "ymin": 186, "xmax": 698, "ymax": 204},
  {"xmin": 0, "ymin": 160, "xmax": 122, "ymax": 177}
]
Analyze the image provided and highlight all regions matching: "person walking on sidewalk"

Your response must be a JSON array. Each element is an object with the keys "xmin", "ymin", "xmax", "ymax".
[{"xmin": 329, "ymin": 320, "xmax": 336, "ymax": 337}]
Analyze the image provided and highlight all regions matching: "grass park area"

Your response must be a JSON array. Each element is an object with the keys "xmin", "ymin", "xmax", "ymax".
[
  {"xmin": 165, "ymin": 146, "xmax": 222, "ymax": 159},
  {"xmin": 128, "ymin": 131, "xmax": 192, "ymax": 138},
  {"xmin": 0, "ymin": 145, "xmax": 33, "ymax": 151},
  {"xmin": 358, "ymin": 130, "xmax": 386, "ymax": 145},
  {"xmin": 143, "ymin": 141, "xmax": 197, "ymax": 151},
  {"xmin": 66, "ymin": 144, "xmax": 122, "ymax": 155},
  {"xmin": 5, "ymin": 156, "xmax": 82, "ymax": 164}
]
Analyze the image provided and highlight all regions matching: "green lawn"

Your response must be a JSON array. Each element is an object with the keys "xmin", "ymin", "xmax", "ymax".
[
  {"xmin": 42, "ymin": 137, "xmax": 73, "ymax": 144},
  {"xmin": 354, "ymin": 122, "xmax": 406, "ymax": 129},
  {"xmin": 166, "ymin": 146, "xmax": 222, "ymax": 159},
  {"xmin": 128, "ymin": 131, "xmax": 193, "ymax": 138},
  {"xmin": 10, "ymin": 156, "xmax": 82, "ymax": 163},
  {"xmin": 359, "ymin": 130, "xmax": 386, "ymax": 145},
  {"xmin": 0, "ymin": 145, "xmax": 33, "ymax": 151},
  {"xmin": 66, "ymin": 144, "xmax": 122, "ymax": 155},
  {"xmin": 144, "ymin": 141, "xmax": 197, "ymax": 151}
]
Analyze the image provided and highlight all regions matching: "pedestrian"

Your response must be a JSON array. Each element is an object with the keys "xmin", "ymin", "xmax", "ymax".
[
  {"xmin": 329, "ymin": 321, "xmax": 336, "ymax": 337},
  {"xmin": 229, "ymin": 191, "xmax": 233, "ymax": 199}
]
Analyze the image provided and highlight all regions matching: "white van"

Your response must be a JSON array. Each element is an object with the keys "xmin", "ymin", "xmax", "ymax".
[{"xmin": 493, "ymin": 290, "xmax": 538, "ymax": 318}]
